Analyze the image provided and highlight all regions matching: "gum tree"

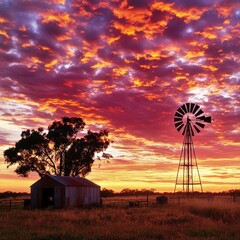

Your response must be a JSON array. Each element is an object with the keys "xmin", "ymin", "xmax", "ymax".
[{"xmin": 4, "ymin": 117, "xmax": 112, "ymax": 177}]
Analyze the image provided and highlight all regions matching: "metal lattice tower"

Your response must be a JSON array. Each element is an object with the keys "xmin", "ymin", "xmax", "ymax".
[{"xmin": 173, "ymin": 103, "xmax": 211, "ymax": 193}]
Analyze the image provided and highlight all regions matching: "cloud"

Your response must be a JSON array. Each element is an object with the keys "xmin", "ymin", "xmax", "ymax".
[{"xmin": 0, "ymin": 0, "xmax": 239, "ymax": 192}]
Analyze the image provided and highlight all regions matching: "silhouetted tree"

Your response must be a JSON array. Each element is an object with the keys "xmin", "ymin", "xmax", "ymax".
[
  {"xmin": 4, "ymin": 117, "xmax": 112, "ymax": 177},
  {"xmin": 101, "ymin": 188, "xmax": 115, "ymax": 197},
  {"xmin": 0, "ymin": 191, "xmax": 29, "ymax": 199},
  {"xmin": 228, "ymin": 189, "xmax": 240, "ymax": 196}
]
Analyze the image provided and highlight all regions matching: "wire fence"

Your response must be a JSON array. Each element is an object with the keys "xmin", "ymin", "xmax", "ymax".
[
  {"xmin": 0, "ymin": 198, "xmax": 30, "ymax": 210},
  {"xmin": 102, "ymin": 194, "xmax": 240, "ymax": 207},
  {"xmin": 0, "ymin": 194, "xmax": 239, "ymax": 210}
]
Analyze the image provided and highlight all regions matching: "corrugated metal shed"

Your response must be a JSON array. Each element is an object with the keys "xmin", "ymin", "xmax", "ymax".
[
  {"xmin": 30, "ymin": 175, "xmax": 101, "ymax": 209},
  {"xmin": 50, "ymin": 176, "xmax": 100, "ymax": 187}
]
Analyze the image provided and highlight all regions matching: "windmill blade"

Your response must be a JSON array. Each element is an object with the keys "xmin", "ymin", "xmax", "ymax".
[
  {"xmin": 196, "ymin": 115, "xmax": 212, "ymax": 123},
  {"xmin": 174, "ymin": 117, "xmax": 182, "ymax": 122},
  {"xmin": 175, "ymin": 112, "xmax": 183, "ymax": 118},
  {"xmin": 177, "ymin": 107, "xmax": 185, "ymax": 115},
  {"xmin": 204, "ymin": 116, "xmax": 212, "ymax": 123},
  {"xmin": 175, "ymin": 121, "xmax": 183, "ymax": 128},
  {"xmin": 181, "ymin": 104, "xmax": 188, "ymax": 113},
  {"xmin": 195, "ymin": 122, "xmax": 205, "ymax": 128},
  {"xmin": 176, "ymin": 123, "xmax": 184, "ymax": 132},
  {"xmin": 186, "ymin": 103, "xmax": 190, "ymax": 112},
  {"xmin": 190, "ymin": 103, "xmax": 195, "ymax": 113},
  {"xmin": 192, "ymin": 104, "xmax": 200, "ymax": 114},
  {"xmin": 193, "ymin": 125, "xmax": 201, "ymax": 133},
  {"xmin": 195, "ymin": 109, "xmax": 204, "ymax": 117},
  {"xmin": 196, "ymin": 116, "xmax": 205, "ymax": 121}
]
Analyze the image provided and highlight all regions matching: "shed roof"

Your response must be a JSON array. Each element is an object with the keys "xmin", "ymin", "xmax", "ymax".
[{"xmin": 31, "ymin": 175, "xmax": 100, "ymax": 188}]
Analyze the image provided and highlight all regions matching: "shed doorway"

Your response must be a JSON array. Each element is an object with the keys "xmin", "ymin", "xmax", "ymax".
[{"xmin": 42, "ymin": 188, "xmax": 54, "ymax": 208}]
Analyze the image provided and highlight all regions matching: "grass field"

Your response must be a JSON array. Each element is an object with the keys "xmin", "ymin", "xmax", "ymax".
[{"xmin": 0, "ymin": 197, "xmax": 240, "ymax": 240}]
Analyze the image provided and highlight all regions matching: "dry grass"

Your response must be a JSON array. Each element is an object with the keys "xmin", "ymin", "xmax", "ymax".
[{"xmin": 0, "ymin": 198, "xmax": 240, "ymax": 240}]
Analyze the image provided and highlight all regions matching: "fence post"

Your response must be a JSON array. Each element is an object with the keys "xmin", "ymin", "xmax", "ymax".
[{"xmin": 9, "ymin": 199, "xmax": 12, "ymax": 210}]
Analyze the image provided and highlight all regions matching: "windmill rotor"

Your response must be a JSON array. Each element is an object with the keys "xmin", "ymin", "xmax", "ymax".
[{"xmin": 174, "ymin": 103, "xmax": 211, "ymax": 136}]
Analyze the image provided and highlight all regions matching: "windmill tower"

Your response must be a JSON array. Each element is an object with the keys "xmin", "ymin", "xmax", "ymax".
[{"xmin": 174, "ymin": 103, "xmax": 211, "ymax": 193}]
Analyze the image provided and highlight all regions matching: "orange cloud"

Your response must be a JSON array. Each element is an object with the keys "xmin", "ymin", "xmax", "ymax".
[
  {"xmin": 184, "ymin": 50, "xmax": 205, "ymax": 60},
  {"xmin": 113, "ymin": 67, "xmax": 128, "ymax": 76},
  {"xmin": 151, "ymin": 2, "xmax": 207, "ymax": 23},
  {"xmin": 203, "ymin": 65, "xmax": 218, "ymax": 72},
  {"xmin": 1, "ymin": 96, "xmax": 39, "ymax": 107},
  {"xmin": 45, "ymin": 59, "xmax": 58, "ymax": 71},
  {"xmin": 41, "ymin": 10, "xmax": 75, "ymax": 27},
  {"xmin": 0, "ymin": 30, "xmax": 10, "ymax": 39},
  {"xmin": 151, "ymin": 1, "xmax": 175, "ymax": 13},
  {"xmin": 92, "ymin": 61, "xmax": 112, "ymax": 69}
]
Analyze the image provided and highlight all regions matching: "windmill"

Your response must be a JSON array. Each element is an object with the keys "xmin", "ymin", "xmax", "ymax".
[{"xmin": 174, "ymin": 103, "xmax": 211, "ymax": 193}]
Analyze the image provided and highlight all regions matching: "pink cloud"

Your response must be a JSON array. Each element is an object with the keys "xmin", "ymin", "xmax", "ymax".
[{"xmin": 0, "ymin": 0, "xmax": 239, "ymax": 192}]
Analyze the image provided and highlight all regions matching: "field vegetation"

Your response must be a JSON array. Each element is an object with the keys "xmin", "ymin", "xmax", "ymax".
[{"xmin": 0, "ymin": 196, "xmax": 240, "ymax": 240}]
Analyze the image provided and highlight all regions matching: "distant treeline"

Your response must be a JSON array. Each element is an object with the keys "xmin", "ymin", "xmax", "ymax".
[
  {"xmin": 2, "ymin": 188, "xmax": 240, "ymax": 199},
  {"xmin": 101, "ymin": 188, "xmax": 240, "ymax": 198},
  {"xmin": 0, "ymin": 191, "xmax": 29, "ymax": 199},
  {"xmin": 101, "ymin": 188, "xmax": 157, "ymax": 197}
]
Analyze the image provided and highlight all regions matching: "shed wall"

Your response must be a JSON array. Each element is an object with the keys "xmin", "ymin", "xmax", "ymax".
[
  {"xmin": 65, "ymin": 186, "xmax": 100, "ymax": 208},
  {"xmin": 54, "ymin": 186, "xmax": 65, "ymax": 208},
  {"xmin": 31, "ymin": 184, "xmax": 42, "ymax": 209}
]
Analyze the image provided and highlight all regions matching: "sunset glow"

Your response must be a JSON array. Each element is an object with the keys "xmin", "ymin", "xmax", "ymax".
[{"xmin": 0, "ymin": 0, "xmax": 239, "ymax": 193}]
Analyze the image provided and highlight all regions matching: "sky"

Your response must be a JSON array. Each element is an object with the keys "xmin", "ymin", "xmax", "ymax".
[{"xmin": 0, "ymin": 0, "xmax": 239, "ymax": 193}]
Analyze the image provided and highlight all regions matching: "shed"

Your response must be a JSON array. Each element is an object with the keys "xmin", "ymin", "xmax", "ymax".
[{"xmin": 30, "ymin": 175, "xmax": 101, "ymax": 209}]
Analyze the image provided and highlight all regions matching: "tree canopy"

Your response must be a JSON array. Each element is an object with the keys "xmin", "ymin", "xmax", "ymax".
[{"xmin": 4, "ymin": 117, "xmax": 112, "ymax": 177}]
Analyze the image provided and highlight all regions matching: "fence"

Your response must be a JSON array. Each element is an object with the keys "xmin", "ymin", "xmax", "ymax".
[
  {"xmin": 102, "ymin": 194, "xmax": 162, "ymax": 207},
  {"xmin": 0, "ymin": 195, "xmax": 239, "ymax": 210},
  {"xmin": 0, "ymin": 198, "xmax": 30, "ymax": 210},
  {"xmin": 102, "ymin": 194, "xmax": 240, "ymax": 207}
]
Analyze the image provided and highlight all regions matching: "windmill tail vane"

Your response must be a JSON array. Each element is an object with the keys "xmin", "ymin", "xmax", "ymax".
[{"xmin": 174, "ymin": 103, "xmax": 211, "ymax": 194}]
